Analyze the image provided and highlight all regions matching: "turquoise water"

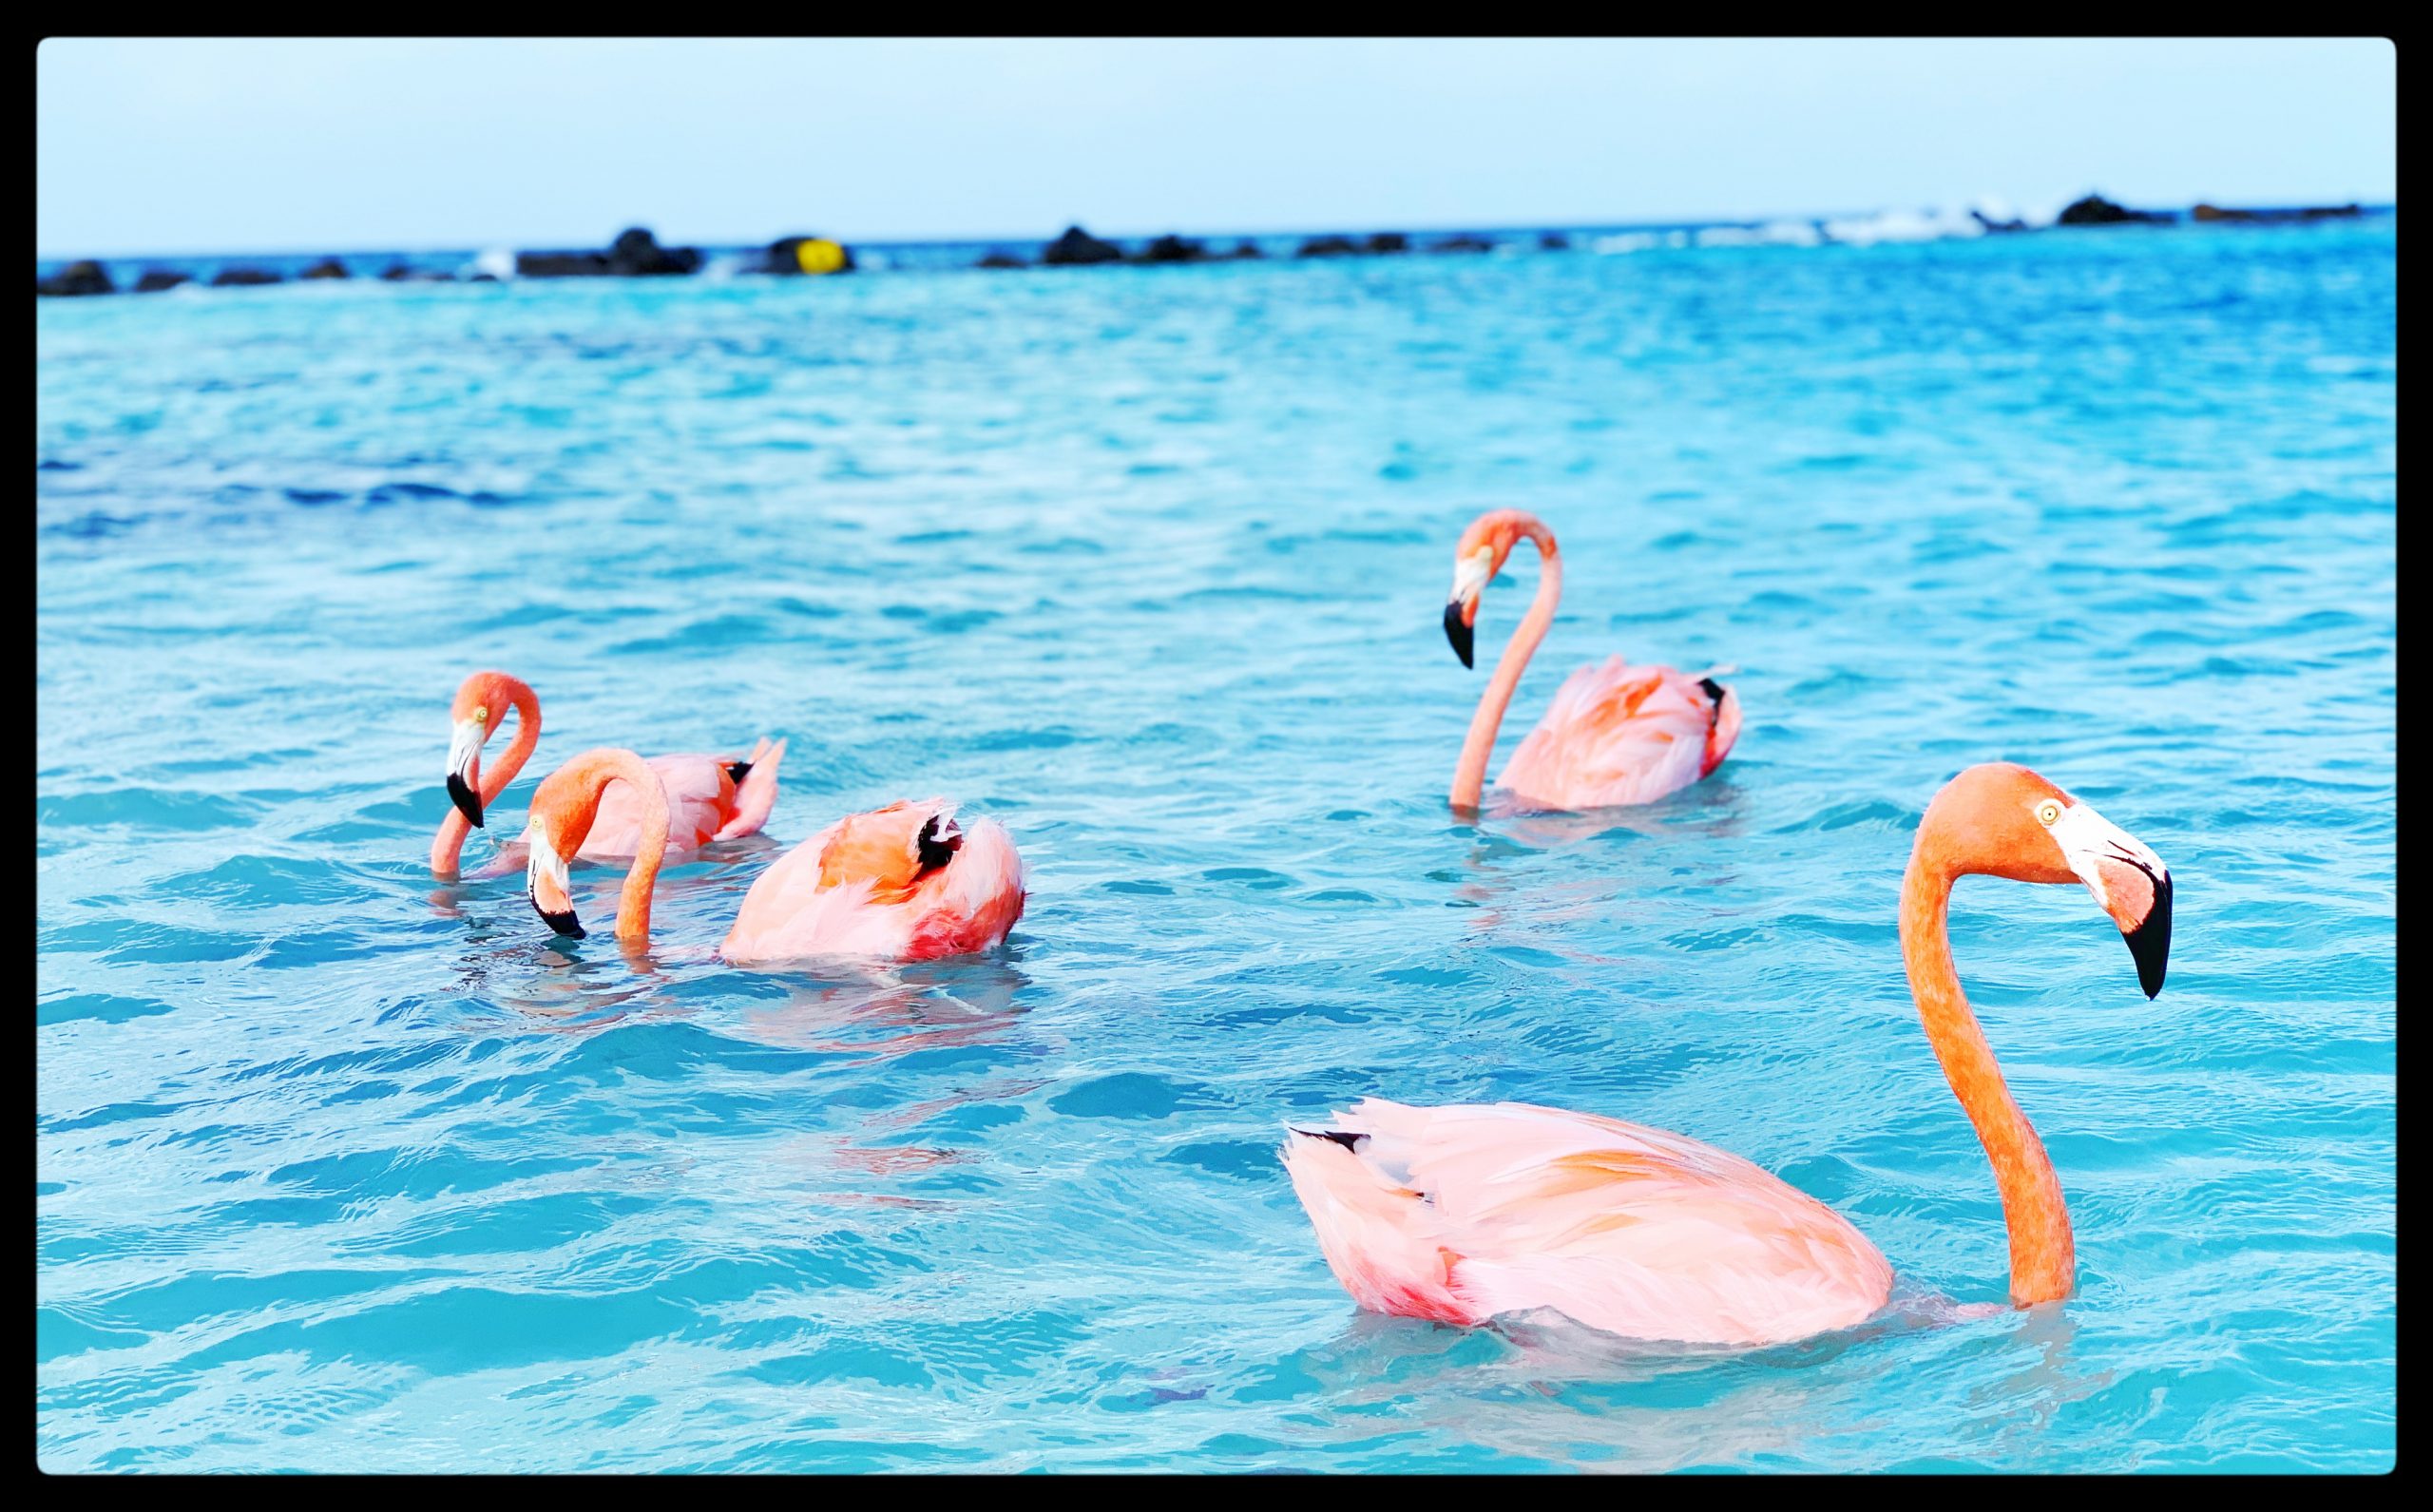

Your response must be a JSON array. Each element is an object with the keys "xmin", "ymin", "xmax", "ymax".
[{"xmin": 37, "ymin": 221, "xmax": 2396, "ymax": 1473}]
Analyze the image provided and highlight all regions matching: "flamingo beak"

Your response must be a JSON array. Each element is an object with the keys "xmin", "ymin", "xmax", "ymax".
[
  {"xmin": 446, "ymin": 718, "xmax": 487, "ymax": 828},
  {"xmin": 1445, "ymin": 550, "xmax": 1492, "ymax": 669},
  {"xmin": 526, "ymin": 829, "xmax": 583, "ymax": 939},
  {"xmin": 2050, "ymin": 802, "xmax": 2174, "ymax": 998}
]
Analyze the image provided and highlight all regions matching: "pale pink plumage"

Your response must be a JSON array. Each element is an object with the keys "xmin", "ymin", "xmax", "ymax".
[
  {"xmin": 720, "ymin": 797, "xmax": 1026, "ymax": 966},
  {"xmin": 582, "ymin": 737, "xmax": 787, "ymax": 860},
  {"xmin": 1499, "ymin": 657, "xmax": 1743, "ymax": 812},
  {"xmin": 1283, "ymin": 1099, "xmax": 1891, "ymax": 1348}
]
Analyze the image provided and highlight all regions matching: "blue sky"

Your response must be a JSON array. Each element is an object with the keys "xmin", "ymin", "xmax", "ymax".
[{"xmin": 36, "ymin": 38, "xmax": 2397, "ymax": 258}]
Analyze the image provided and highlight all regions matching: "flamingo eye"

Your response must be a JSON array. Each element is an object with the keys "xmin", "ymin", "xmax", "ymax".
[{"xmin": 2036, "ymin": 801, "xmax": 2061, "ymax": 827}]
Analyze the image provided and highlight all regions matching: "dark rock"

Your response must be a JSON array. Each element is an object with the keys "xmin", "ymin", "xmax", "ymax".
[
  {"xmin": 1296, "ymin": 235, "xmax": 1361, "ymax": 258},
  {"xmin": 517, "ymin": 226, "xmax": 700, "ymax": 278},
  {"xmin": 1969, "ymin": 209, "xmax": 2030, "ymax": 234},
  {"xmin": 132, "ymin": 269, "xmax": 190, "ymax": 293},
  {"xmin": 1427, "ymin": 233, "xmax": 1495, "ymax": 254},
  {"xmin": 1040, "ymin": 224, "xmax": 1123, "ymax": 265},
  {"xmin": 976, "ymin": 250, "xmax": 1028, "ymax": 269},
  {"xmin": 2192, "ymin": 201, "xmax": 2364, "ymax": 224},
  {"xmin": 299, "ymin": 258, "xmax": 350, "ymax": 279},
  {"xmin": 606, "ymin": 227, "xmax": 699, "ymax": 276},
  {"xmin": 1225, "ymin": 239, "xmax": 1264, "ymax": 259},
  {"xmin": 378, "ymin": 263, "xmax": 453, "ymax": 281},
  {"xmin": 515, "ymin": 250, "xmax": 608, "ymax": 277},
  {"xmin": 210, "ymin": 266, "xmax": 283, "ymax": 286},
  {"xmin": 1365, "ymin": 232, "xmax": 1410, "ymax": 254},
  {"xmin": 468, "ymin": 273, "xmax": 501, "ymax": 283},
  {"xmin": 2056, "ymin": 193, "xmax": 2174, "ymax": 226},
  {"xmin": 36, "ymin": 259, "xmax": 114, "ymax": 297},
  {"xmin": 1133, "ymin": 234, "xmax": 1207, "ymax": 264},
  {"xmin": 760, "ymin": 235, "xmax": 855, "ymax": 275},
  {"xmin": 1539, "ymin": 231, "xmax": 1570, "ymax": 251}
]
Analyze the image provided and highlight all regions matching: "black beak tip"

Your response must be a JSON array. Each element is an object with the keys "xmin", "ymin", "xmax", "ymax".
[
  {"xmin": 448, "ymin": 773, "xmax": 485, "ymax": 829},
  {"xmin": 2122, "ymin": 874, "xmax": 2173, "ymax": 999},
  {"xmin": 1443, "ymin": 601, "xmax": 1474, "ymax": 669},
  {"xmin": 531, "ymin": 896, "xmax": 585, "ymax": 939}
]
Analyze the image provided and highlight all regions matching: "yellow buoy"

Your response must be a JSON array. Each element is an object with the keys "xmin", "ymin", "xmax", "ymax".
[{"xmin": 795, "ymin": 239, "xmax": 849, "ymax": 276}]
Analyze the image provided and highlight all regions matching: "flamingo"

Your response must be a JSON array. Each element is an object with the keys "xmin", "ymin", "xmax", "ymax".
[
  {"xmin": 1442, "ymin": 509, "xmax": 1741, "ymax": 813},
  {"xmin": 1283, "ymin": 761, "xmax": 2174, "ymax": 1348},
  {"xmin": 431, "ymin": 670, "xmax": 784, "ymax": 877},
  {"xmin": 521, "ymin": 747, "xmax": 1025, "ymax": 964}
]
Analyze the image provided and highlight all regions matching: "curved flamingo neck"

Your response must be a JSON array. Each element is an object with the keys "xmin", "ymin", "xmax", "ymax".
[
  {"xmin": 1451, "ymin": 533, "xmax": 1561, "ymax": 813},
  {"xmin": 1899, "ymin": 826, "xmax": 2075, "ymax": 1307},
  {"xmin": 430, "ymin": 677, "xmax": 543, "ymax": 876},
  {"xmin": 582, "ymin": 752, "xmax": 668, "ymax": 944}
]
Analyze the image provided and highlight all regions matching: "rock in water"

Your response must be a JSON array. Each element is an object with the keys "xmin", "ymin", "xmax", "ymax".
[
  {"xmin": 2057, "ymin": 193, "xmax": 2174, "ymax": 226},
  {"xmin": 1365, "ymin": 232, "xmax": 1410, "ymax": 254},
  {"xmin": 1226, "ymin": 239, "xmax": 1264, "ymax": 259},
  {"xmin": 1296, "ymin": 235, "xmax": 1360, "ymax": 258},
  {"xmin": 210, "ymin": 266, "xmax": 283, "ymax": 286},
  {"xmin": 607, "ymin": 227, "xmax": 700, "ymax": 276},
  {"xmin": 976, "ymin": 250, "xmax": 1028, "ymax": 269},
  {"xmin": 299, "ymin": 258, "xmax": 351, "ymax": 279},
  {"xmin": 1134, "ymin": 234, "xmax": 1207, "ymax": 264},
  {"xmin": 1040, "ymin": 225, "xmax": 1123, "ymax": 265},
  {"xmin": 37, "ymin": 259, "xmax": 115, "ymax": 297},
  {"xmin": 133, "ymin": 269, "xmax": 191, "ymax": 293},
  {"xmin": 1539, "ymin": 231, "xmax": 1571, "ymax": 251},
  {"xmin": 1428, "ymin": 234, "xmax": 1495, "ymax": 254}
]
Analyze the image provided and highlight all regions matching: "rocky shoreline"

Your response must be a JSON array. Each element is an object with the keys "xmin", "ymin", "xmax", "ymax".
[{"xmin": 35, "ymin": 197, "xmax": 2376, "ymax": 297}]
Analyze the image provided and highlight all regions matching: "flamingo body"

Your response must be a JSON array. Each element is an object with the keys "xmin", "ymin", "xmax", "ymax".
[
  {"xmin": 1499, "ymin": 656, "xmax": 1743, "ymax": 812},
  {"xmin": 721, "ymin": 798, "xmax": 1026, "ymax": 965},
  {"xmin": 1443, "ymin": 511, "xmax": 1739, "ymax": 814},
  {"xmin": 432, "ymin": 671, "xmax": 783, "ymax": 877},
  {"xmin": 584, "ymin": 739, "xmax": 786, "ymax": 859},
  {"xmin": 1284, "ymin": 1099, "xmax": 1891, "ymax": 1347}
]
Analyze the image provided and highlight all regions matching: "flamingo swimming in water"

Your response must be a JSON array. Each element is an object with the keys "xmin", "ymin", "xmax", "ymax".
[
  {"xmin": 520, "ymin": 747, "xmax": 1025, "ymax": 964},
  {"xmin": 1443, "ymin": 509, "xmax": 1741, "ymax": 813},
  {"xmin": 1284, "ymin": 761, "xmax": 2174, "ymax": 1348},
  {"xmin": 431, "ymin": 670, "xmax": 784, "ymax": 877}
]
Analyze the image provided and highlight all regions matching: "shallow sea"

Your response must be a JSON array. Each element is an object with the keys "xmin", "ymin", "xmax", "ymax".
[{"xmin": 36, "ymin": 220, "xmax": 2396, "ymax": 1472}]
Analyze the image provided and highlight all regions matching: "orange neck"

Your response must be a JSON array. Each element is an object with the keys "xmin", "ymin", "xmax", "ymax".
[
  {"xmin": 1899, "ymin": 831, "xmax": 2075, "ymax": 1307},
  {"xmin": 578, "ymin": 751, "xmax": 668, "ymax": 944},
  {"xmin": 1451, "ymin": 532, "xmax": 1561, "ymax": 813},
  {"xmin": 431, "ymin": 677, "xmax": 543, "ymax": 875}
]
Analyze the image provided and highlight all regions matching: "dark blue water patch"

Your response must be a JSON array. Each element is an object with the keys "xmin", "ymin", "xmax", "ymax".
[
  {"xmin": 37, "ymin": 788, "xmax": 253, "ymax": 833},
  {"xmin": 38, "ymin": 991, "xmax": 178, "ymax": 1025},
  {"xmin": 283, "ymin": 488, "xmax": 350, "ymax": 506},
  {"xmin": 365, "ymin": 481, "xmax": 461, "ymax": 504},
  {"xmin": 1047, "ymin": 1072, "xmax": 1209, "ymax": 1120},
  {"xmin": 37, "ymin": 458, "xmax": 84, "ymax": 471},
  {"xmin": 36, "ymin": 1310, "xmax": 152, "ymax": 1362}
]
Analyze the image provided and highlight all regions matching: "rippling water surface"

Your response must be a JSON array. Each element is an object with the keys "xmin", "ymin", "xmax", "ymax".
[{"xmin": 37, "ymin": 222, "xmax": 2396, "ymax": 1472}]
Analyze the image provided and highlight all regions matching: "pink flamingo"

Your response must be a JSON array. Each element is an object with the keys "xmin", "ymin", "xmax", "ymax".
[
  {"xmin": 431, "ymin": 670, "xmax": 784, "ymax": 877},
  {"xmin": 521, "ymin": 747, "xmax": 1024, "ymax": 964},
  {"xmin": 1284, "ymin": 761, "xmax": 2174, "ymax": 1347},
  {"xmin": 1444, "ymin": 509, "xmax": 1741, "ymax": 813}
]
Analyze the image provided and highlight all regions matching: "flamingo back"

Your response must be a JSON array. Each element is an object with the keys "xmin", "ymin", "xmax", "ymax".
[
  {"xmin": 1498, "ymin": 656, "xmax": 1738, "ymax": 811},
  {"xmin": 1283, "ymin": 1098, "xmax": 1892, "ymax": 1347},
  {"xmin": 722, "ymin": 800, "xmax": 1025, "ymax": 965}
]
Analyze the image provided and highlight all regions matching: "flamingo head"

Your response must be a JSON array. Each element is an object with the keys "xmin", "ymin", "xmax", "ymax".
[
  {"xmin": 444, "ymin": 670, "xmax": 523, "ymax": 829},
  {"xmin": 1928, "ymin": 762, "xmax": 2174, "ymax": 998},
  {"xmin": 521, "ymin": 761, "xmax": 608, "ymax": 939},
  {"xmin": 1444, "ymin": 509, "xmax": 1552, "ymax": 669}
]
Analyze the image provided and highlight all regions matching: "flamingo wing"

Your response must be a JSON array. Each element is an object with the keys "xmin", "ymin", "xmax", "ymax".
[
  {"xmin": 1498, "ymin": 657, "xmax": 1740, "ymax": 811},
  {"xmin": 1283, "ymin": 1099, "xmax": 1890, "ymax": 1347},
  {"xmin": 581, "ymin": 755, "xmax": 735, "ymax": 858},
  {"xmin": 722, "ymin": 800, "xmax": 1025, "ymax": 965}
]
